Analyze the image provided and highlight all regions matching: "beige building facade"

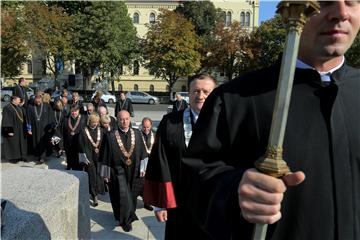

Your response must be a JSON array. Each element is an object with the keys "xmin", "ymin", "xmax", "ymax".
[{"xmin": 4, "ymin": 0, "xmax": 259, "ymax": 93}]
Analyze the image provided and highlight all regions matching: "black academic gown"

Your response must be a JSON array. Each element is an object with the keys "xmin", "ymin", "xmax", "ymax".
[
  {"xmin": 1, "ymin": 103, "xmax": 28, "ymax": 160},
  {"xmin": 115, "ymin": 98, "xmax": 134, "ymax": 117},
  {"xmin": 63, "ymin": 115, "xmax": 86, "ymax": 170},
  {"xmin": 13, "ymin": 84, "xmax": 29, "ymax": 106},
  {"xmin": 144, "ymin": 110, "xmax": 204, "ymax": 240},
  {"xmin": 48, "ymin": 109, "xmax": 65, "ymax": 150},
  {"xmin": 172, "ymin": 99, "xmax": 188, "ymax": 113},
  {"xmin": 183, "ymin": 62, "xmax": 360, "ymax": 240},
  {"xmin": 27, "ymin": 103, "xmax": 52, "ymax": 159},
  {"xmin": 78, "ymin": 126, "xmax": 105, "ymax": 196},
  {"xmin": 100, "ymin": 128, "xmax": 146, "ymax": 227}
]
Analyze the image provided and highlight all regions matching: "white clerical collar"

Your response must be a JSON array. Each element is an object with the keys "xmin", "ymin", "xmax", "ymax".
[
  {"xmin": 296, "ymin": 57, "xmax": 344, "ymax": 82},
  {"xmin": 119, "ymin": 127, "xmax": 129, "ymax": 133},
  {"xmin": 190, "ymin": 108, "xmax": 199, "ymax": 124}
]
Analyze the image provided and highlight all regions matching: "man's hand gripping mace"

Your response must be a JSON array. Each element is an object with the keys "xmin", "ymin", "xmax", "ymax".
[{"xmin": 252, "ymin": 1, "xmax": 319, "ymax": 240}]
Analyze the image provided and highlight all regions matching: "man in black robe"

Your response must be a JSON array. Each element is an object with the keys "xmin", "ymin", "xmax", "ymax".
[
  {"xmin": 48, "ymin": 99, "xmax": 65, "ymax": 158},
  {"xmin": 78, "ymin": 113, "xmax": 105, "ymax": 206},
  {"xmin": 100, "ymin": 110, "xmax": 147, "ymax": 232},
  {"xmin": 63, "ymin": 105, "xmax": 86, "ymax": 170},
  {"xmin": 183, "ymin": 3, "xmax": 360, "ymax": 240},
  {"xmin": 1, "ymin": 96, "xmax": 28, "ymax": 162},
  {"xmin": 13, "ymin": 77, "xmax": 29, "ymax": 107},
  {"xmin": 27, "ymin": 94, "xmax": 52, "ymax": 163},
  {"xmin": 144, "ymin": 74, "xmax": 216, "ymax": 239},
  {"xmin": 172, "ymin": 93, "xmax": 188, "ymax": 113},
  {"xmin": 114, "ymin": 91, "xmax": 134, "ymax": 117},
  {"xmin": 138, "ymin": 117, "xmax": 154, "ymax": 211}
]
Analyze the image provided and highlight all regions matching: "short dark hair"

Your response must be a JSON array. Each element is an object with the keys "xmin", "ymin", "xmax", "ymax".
[
  {"xmin": 18, "ymin": 77, "xmax": 25, "ymax": 84},
  {"xmin": 188, "ymin": 73, "xmax": 216, "ymax": 88},
  {"xmin": 10, "ymin": 95, "xmax": 20, "ymax": 102},
  {"xmin": 70, "ymin": 104, "xmax": 80, "ymax": 112}
]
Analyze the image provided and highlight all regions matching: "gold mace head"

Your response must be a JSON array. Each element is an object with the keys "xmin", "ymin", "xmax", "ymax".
[{"xmin": 277, "ymin": 0, "xmax": 320, "ymax": 33}]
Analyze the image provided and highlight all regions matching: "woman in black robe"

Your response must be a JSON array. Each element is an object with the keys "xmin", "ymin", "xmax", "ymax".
[{"xmin": 78, "ymin": 113, "xmax": 105, "ymax": 206}]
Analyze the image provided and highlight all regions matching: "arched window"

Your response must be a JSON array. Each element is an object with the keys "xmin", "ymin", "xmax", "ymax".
[
  {"xmin": 245, "ymin": 12, "xmax": 251, "ymax": 26},
  {"xmin": 27, "ymin": 59, "xmax": 33, "ymax": 74},
  {"xmin": 240, "ymin": 12, "xmax": 245, "ymax": 26},
  {"xmin": 134, "ymin": 84, "xmax": 139, "ymax": 91},
  {"xmin": 133, "ymin": 61, "xmax": 139, "ymax": 75},
  {"xmin": 118, "ymin": 84, "xmax": 123, "ymax": 92},
  {"xmin": 133, "ymin": 12, "xmax": 139, "ymax": 24},
  {"xmin": 181, "ymin": 85, "xmax": 187, "ymax": 92},
  {"xmin": 226, "ymin": 11, "xmax": 232, "ymax": 27},
  {"xmin": 150, "ymin": 84, "xmax": 154, "ymax": 92},
  {"xmin": 149, "ymin": 13, "xmax": 156, "ymax": 24}
]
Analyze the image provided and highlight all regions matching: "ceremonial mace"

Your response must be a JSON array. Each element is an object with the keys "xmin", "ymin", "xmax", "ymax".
[{"xmin": 252, "ymin": 1, "xmax": 319, "ymax": 240}]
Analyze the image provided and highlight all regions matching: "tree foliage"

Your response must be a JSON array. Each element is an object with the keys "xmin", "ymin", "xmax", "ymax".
[
  {"xmin": 345, "ymin": 32, "xmax": 360, "ymax": 68},
  {"xmin": 175, "ymin": 1, "xmax": 218, "ymax": 37},
  {"xmin": 143, "ymin": 10, "xmax": 201, "ymax": 94},
  {"xmin": 1, "ymin": 3, "xmax": 29, "ymax": 79},
  {"xmin": 251, "ymin": 15, "xmax": 286, "ymax": 70},
  {"xmin": 205, "ymin": 21, "xmax": 256, "ymax": 80},
  {"xmin": 71, "ymin": 1, "xmax": 139, "ymax": 91},
  {"xmin": 23, "ymin": 1, "xmax": 74, "ymax": 81}
]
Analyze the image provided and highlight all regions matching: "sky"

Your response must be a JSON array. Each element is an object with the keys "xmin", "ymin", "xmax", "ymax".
[{"xmin": 259, "ymin": 0, "xmax": 280, "ymax": 24}]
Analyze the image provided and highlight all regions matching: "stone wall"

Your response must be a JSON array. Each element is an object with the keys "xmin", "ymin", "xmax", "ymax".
[{"xmin": 1, "ymin": 167, "xmax": 90, "ymax": 240}]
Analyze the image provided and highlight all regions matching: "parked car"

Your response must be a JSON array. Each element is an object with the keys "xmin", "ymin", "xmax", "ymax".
[
  {"xmin": 1, "ymin": 86, "xmax": 34, "ymax": 102},
  {"xmin": 91, "ymin": 90, "xmax": 116, "ymax": 104},
  {"xmin": 125, "ymin": 91, "xmax": 159, "ymax": 104}
]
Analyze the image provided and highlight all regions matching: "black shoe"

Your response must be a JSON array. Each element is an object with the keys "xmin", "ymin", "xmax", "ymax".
[
  {"xmin": 144, "ymin": 204, "xmax": 153, "ymax": 211},
  {"xmin": 92, "ymin": 195, "xmax": 98, "ymax": 207},
  {"xmin": 122, "ymin": 223, "xmax": 132, "ymax": 232}
]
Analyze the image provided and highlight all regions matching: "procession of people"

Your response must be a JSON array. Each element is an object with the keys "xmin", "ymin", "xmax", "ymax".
[{"xmin": 2, "ymin": 1, "xmax": 359, "ymax": 239}]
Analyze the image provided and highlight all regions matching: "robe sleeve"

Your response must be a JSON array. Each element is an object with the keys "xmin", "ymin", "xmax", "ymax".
[
  {"xmin": 182, "ymin": 87, "xmax": 246, "ymax": 239},
  {"xmin": 143, "ymin": 117, "xmax": 177, "ymax": 209},
  {"xmin": 99, "ymin": 132, "xmax": 112, "ymax": 179},
  {"xmin": 1, "ymin": 106, "xmax": 14, "ymax": 135}
]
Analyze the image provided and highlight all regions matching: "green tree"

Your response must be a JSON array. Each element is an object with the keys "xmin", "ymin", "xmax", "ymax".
[
  {"xmin": 175, "ymin": 1, "xmax": 222, "ymax": 70},
  {"xmin": 71, "ymin": 1, "xmax": 139, "ymax": 92},
  {"xmin": 143, "ymin": 10, "xmax": 202, "ymax": 96},
  {"xmin": 345, "ymin": 32, "xmax": 360, "ymax": 68},
  {"xmin": 23, "ymin": 2, "xmax": 74, "ymax": 84},
  {"xmin": 205, "ymin": 21, "xmax": 255, "ymax": 80},
  {"xmin": 1, "ymin": 2, "xmax": 29, "ymax": 79},
  {"xmin": 251, "ymin": 15, "xmax": 286, "ymax": 70},
  {"xmin": 175, "ymin": 1, "xmax": 218, "ymax": 37}
]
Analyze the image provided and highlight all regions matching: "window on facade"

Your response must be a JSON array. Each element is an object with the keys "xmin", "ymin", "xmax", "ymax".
[
  {"xmin": 181, "ymin": 85, "xmax": 187, "ymax": 92},
  {"xmin": 27, "ymin": 59, "xmax": 33, "ymax": 74},
  {"xmin": 226, "ymin": 11, "xmax": 232, "ymax": 27},
  {"xmin": 133, "ymin": 61, "xmax": 139, "ymax": 75},
  {"xmin": 134, "ymin": 84, "xmax": 139, "ymax": 91},
  {"xmin": 118, "ymin": 84, "xmax": 123, "ymax": 92},
  {"xmin": 240, "ymin": 12, "xmax": 245, "ymax": 26},
  {"xmin": 149, "ymin": 13, "xmax": 156, "ymax": 24},
  {"xmin": 166, "ymin": 85, "xmax": 170, "ymax": 92},
  {"xmin": 150, "ymin": 84, "xmax": 154, "ymax": 92},
  {"xmin": 133, "ymin": 13, "xmax": 139, "ymax": 24},
  {"xmin": 245, "ymin": 12, "xmax": 251, "ymax": 26}
]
